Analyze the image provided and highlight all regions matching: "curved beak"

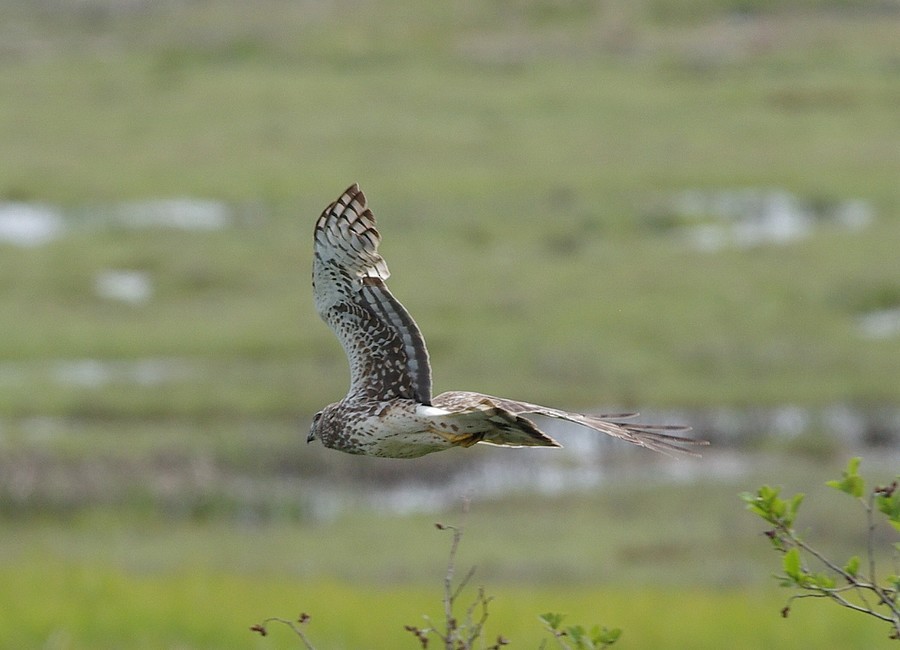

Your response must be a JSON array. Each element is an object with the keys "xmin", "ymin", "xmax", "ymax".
[{"xmin": 306, "ymin": 430, "xmax": 316, "ymax": 444}]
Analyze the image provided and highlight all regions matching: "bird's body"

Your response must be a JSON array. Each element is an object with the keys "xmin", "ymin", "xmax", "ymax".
[
  {"xmin": 308, "ymin": 184, "xmax": 706, "ymax": 459},
  {"xmin": 311, "ymin": 393, "xmax": 559, "ymax": 459}
]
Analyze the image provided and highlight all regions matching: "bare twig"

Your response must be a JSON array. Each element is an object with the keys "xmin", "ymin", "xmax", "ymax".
[
  {"xmin": 251, "ymin": 613, "xmax": 316, "ymax": 649},
  {"xmin": 435, "ymin": 497, "xmax": 472, "ymax": 649},
  {"xmin": 418, "ymin": 497, "xmax": 512, "ymax": 649}
]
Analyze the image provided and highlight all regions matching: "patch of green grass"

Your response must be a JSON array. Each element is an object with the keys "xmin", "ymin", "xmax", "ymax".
[{"xmin": 0, "ymin": 542, "xmax": 895, "ymax": 648}]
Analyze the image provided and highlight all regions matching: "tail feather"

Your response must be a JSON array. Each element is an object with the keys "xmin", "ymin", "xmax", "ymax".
[{"xmin": 572, "ymin": 413, "xmax": 705, "ymax": 457}]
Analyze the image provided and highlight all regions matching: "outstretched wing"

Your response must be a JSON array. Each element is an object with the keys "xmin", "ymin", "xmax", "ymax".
[
  {"xmin": 313, "ymin": 184, "xmax": 432, "ymax": 403},
  {"xmin": 433, "ymin": 391, "xmax": 707, "ymax": 457}
]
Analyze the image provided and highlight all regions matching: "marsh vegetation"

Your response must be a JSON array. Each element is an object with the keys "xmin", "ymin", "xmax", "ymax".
[{"xmin": 1, "ymin": 0, "xmax": 899, "ymax": 647}]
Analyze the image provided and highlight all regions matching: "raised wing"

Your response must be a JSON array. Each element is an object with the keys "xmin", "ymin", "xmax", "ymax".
[{"xmin": 313, "ymin": 184, "xmax": 432, "ymax": 403}]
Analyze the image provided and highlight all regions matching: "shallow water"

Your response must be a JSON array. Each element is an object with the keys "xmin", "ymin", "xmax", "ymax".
[
  {"xmin": 664, "ymin": 188, "xmax": 873, "ymax": 251},
  {"xmin": 0, "ymin": 198, "xmax": 232, "ymax": 248}
]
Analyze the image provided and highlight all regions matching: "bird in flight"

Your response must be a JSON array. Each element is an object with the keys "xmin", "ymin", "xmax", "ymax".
[{"xmin": 307, "ymin": 184, "xmax": 707, "ymax": 459}]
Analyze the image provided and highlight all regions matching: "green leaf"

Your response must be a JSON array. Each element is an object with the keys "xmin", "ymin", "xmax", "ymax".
[
  {"xmin": 566, "ymin": 624, "xmax": 586, "ymax": 641},
  {"xmin": 539, "ymin": 613, "xmax": 565, "ymax": 631},
  {"xmin": 843, "ymin": 555, "xmax": 860, "ymax": 577},
  {"xmin": 742, "ymin": 485, "xmax": 801, "ymax": 526},
  {"xmin": 875, "ymin": 485, "xmax": 900, "ymax": 528},
  {"xmin": 598, "ymin": 627, "xmax": 622, "ymax": 645},
  {"xmin": 812, "ymin": 573, "xmax": 836, "ymax": 589},
  {"xmin": 783, "ymin": 547, "xmax": 803, "ymax": 581},
  {"xmin": 887, "ymin": 575, "xmax": 900, "ymax": 594},
  {"xmin": 565, "ymin": 624, "xmax": 593, "ymax": 649},
  {"xmin": 786, "ymin": 493, "xmax": 805, "ymax": 527},
  {"xmin": 825, "ymin": 457, "xmax": 865, "ymax": 498}
]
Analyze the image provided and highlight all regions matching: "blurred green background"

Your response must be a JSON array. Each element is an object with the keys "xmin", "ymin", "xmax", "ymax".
[{"xmin": 1, "ymin": 0, "xmax": 898, "ymax": 647}]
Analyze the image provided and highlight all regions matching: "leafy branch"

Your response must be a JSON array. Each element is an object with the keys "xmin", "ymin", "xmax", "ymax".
[
  {"xmin": 538, "ymin": 612, "xmax": 621, "ymax": 650},
  {"xmin": 741, "ymin": 457, "xmax": 900, "ymax": 640}
]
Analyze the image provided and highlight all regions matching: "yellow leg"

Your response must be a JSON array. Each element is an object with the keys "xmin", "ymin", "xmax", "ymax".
[{"xmin": 428, "ymin": 426, "xmax": 481, "ymax": 448}]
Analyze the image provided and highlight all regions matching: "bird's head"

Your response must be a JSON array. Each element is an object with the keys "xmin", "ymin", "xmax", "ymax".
[{"xmin": 306, "ymin": 410, "xmax": 323, "ymax": 444}]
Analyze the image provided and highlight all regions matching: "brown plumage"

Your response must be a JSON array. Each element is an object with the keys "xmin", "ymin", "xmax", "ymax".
[{"xmin": 307, "ymin": 184, "xmax": 707, "ymax": 459}]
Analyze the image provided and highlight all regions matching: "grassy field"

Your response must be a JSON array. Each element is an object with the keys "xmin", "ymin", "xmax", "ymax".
[
  {"xmin": 1, "ymin": 1, "xmax": 899, "ymax": 648},
  {"xmin": 1, "ymin": 0, "xmax": 899, "ymax": 412},
  {"xmin": 2, "ymin": 453, "xmax": 898, "ymax": 648},
  {"xmin": 1, "ymin": 567, "xmax": 895, "ymax": 648}
]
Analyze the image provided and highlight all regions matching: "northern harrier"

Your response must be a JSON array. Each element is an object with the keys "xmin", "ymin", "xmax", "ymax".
[{"xmin": 307, "ymin": 184, "xmax": 706, "ymax": 459}]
